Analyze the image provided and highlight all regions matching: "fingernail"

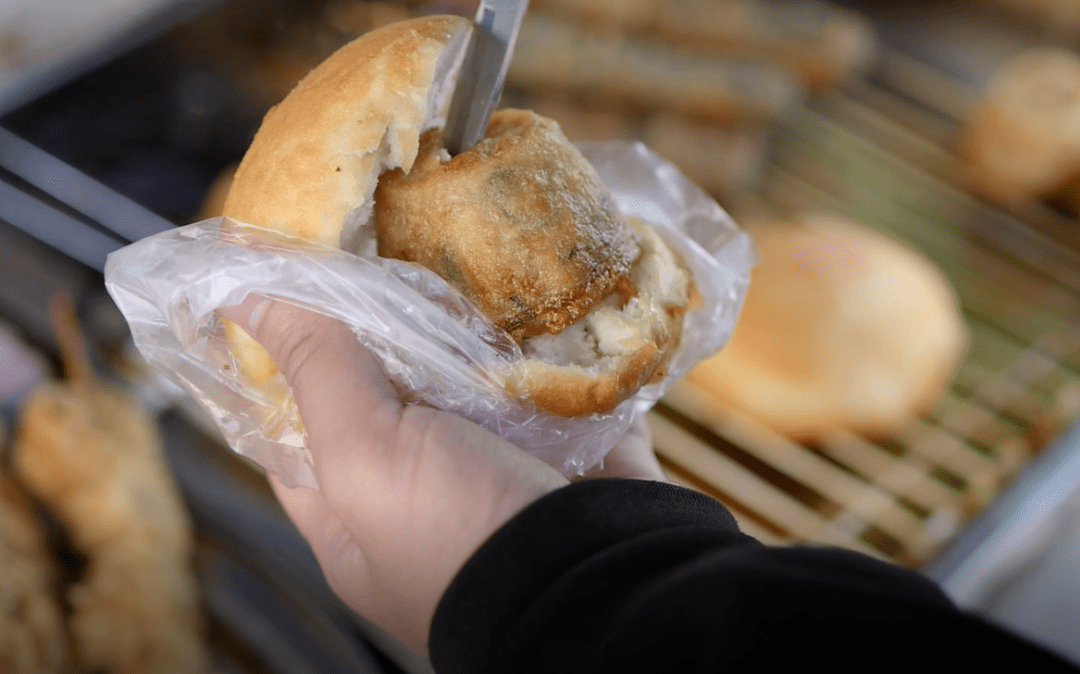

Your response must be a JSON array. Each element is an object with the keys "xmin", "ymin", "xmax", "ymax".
[{"xmin": 247, "ymin": 298, "xmax": 272, "ymax": 334}]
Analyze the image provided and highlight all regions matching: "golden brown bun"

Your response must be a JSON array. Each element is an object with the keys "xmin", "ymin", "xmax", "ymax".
[
  {"xmin": 959, "ymin": 48, "xmax": 1080, "ymax": 204},
  {"xmin": 375, "ymin": 109, "xmax": 640, "ymax": 342},
  {"xmin": 686, "ymin": 213, "xmax": 967, "ymax": 440},
  {"xmin": 222, "ymin": 15, "xmax": 692, "ymax": 417},
  {"xmin": 221, "ymin": 15, "xmax": 471, "ymax": 390},
  {"xmin": 223, "ymin": 15, "xmax": 471, "ymax": 246}
]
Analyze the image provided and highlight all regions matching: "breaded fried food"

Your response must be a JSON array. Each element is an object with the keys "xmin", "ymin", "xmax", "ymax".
[
  {"xmin": 375, "ymin": 109, "xmax": 641, "ymax": 342},
  {"xmin": 13, "ymin": 298, "xmax": 208, "ymax": 674},
  {"xmin": 15, "ymin": 379, "xmax": 208, "ymax": 674},
  {"xmin": 0, "ymin": 469, "xmax": 68, "ymax": 674}
]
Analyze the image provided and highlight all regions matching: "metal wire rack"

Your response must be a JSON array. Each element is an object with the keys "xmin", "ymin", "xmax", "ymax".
[{"xmin": 650, "ymin": 42, "xmax": 1080, "ymax": 567}]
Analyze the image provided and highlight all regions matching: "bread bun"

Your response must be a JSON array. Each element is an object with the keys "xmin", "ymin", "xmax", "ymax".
[
  {"xmin": 195, "ymin": 162, "xmax": 237, "ymax": 221},
  {"xmin": 223, "ymin": 15, "xmax": 471, "ymax": 246},
  {"xmin": 686, "ymin": 213, "xmax": 967, "ymax": 440},
  {"xmin": 959, "ymin": 48, "xmax": 1080, "ymax": 204},
  {"xmin": 222, "ymin": 15, "xmax": 692, "ymax": 417}
]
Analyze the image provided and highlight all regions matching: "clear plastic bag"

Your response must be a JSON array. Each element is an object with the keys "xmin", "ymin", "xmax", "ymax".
[{"xmin": 105, "ymin": 142, "xmax": 755, "ymax": 488}]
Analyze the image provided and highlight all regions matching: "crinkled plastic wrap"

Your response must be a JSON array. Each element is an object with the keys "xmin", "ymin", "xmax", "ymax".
[{"xmin": 105, "ymin": 142, "xmax": 755, "ymax": 489}]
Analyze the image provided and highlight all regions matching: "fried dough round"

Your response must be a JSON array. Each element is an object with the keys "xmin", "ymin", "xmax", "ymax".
[
  {"xmin": 687, "ymin": 213, "xmax": 967, "ymax": 440},
  {"xmin": 375, "ymin": 109, "xmax": 640, "ymax": 341}
]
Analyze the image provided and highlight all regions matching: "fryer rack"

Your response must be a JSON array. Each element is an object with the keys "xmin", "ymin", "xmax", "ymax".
[{"xmin": 649, "ymin": 43, "xmax": 1080, "ymax": 567}]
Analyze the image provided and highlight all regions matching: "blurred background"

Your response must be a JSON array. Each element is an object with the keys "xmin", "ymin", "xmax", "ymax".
[{"xmin": 1, "ymin": 0, "xmax": 1079, "ymax": 671}]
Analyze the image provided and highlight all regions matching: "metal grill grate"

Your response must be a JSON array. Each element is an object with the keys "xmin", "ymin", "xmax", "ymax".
[{"xmin": 650, "ymin": 43, "xmax": 1080, "ymax": 568}]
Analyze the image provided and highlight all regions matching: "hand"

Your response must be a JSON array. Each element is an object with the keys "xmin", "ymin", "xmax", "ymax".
[{"xmin": 219, "ymin": 296, "xmax": 664, "ymax": 654}]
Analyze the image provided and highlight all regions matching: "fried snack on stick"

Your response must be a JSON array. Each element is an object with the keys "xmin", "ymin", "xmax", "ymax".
[
  {"xmin": 531, "ymin": 0, "xmax": 877, "ymax": 89},
  {"xmin": 655, "ymin": 0, "xmax": 876, "ymax": 90},
  {"xmin": 520, "ymin": 95, "xmax": 634, "ymax": 142},
  {"xmin": 981, "ymin": 0, "xmax": 1080, "ymax": 38},
  {"xmin": 508, "ymin": 11, "xmax": 803, "ymax": 124},
  {"xmin": 0, "ymin": 468, "xmax": 68, "ymax": 674},
  {"xmin": 532, "ymin": 0, "xmax": 657, "ymax": 30},
  {"xmin": 14, "ymin": 297, "xmax": 208, "ymax": 674},
  {"xmin": 641, "ymin": 112, "xmax": 767, "ymax": 197}
]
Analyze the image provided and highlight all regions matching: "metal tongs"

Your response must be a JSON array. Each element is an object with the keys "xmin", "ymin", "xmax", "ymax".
[{"xmin": 443, "ymin": 0, "xmax": 531, "ymax": 156}]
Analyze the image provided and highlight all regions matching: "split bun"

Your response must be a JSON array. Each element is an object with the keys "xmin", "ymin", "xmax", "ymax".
[{"xmin": 222, "ymin": 15, "xmax": 692, "ymax": 417}]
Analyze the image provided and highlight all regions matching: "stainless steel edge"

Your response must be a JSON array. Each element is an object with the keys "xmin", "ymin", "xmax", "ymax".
[{"xmin": 443, "ymin": 0, "xmax": 530, "ymax": 155}]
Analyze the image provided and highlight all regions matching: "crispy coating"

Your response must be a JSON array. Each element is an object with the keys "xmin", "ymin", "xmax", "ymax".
[
  {"xmin": 0, "ymin": 472, "xmax": 68, "ymax": 674},
  {"xmin": 14, "ymin": 381, "xmax": 208, "ymax": 674},
  {"xmin": 375, "ymin": 109, "xmax": 641, "ymax": 341},
  {"xmin": 505, "ymin": 219, "xmax": 693, "ymax": 417}
]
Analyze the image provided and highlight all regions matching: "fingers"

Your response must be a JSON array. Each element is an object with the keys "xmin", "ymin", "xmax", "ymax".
[
  {"xmin": 219, "ymin": 296, "xmax": 404, "ymax": 467},
  {"xmin": 268, "ymin": 473, "xmax": 357, "ymax": 569},
  {"xmin": 268, "ymin": 474, "xmax": 373, "ymax": 610},
  {"xmin": 587, "ymin": 413, "xmax": 667, "ymax": 481}
]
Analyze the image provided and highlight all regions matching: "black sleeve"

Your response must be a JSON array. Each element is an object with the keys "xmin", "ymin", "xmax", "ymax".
[{"xmin": 429, "ymin": 479, "xmax": 1079, "ymax": 673}]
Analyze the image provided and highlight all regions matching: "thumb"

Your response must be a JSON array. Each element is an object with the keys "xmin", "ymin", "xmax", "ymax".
[{"xmin": 218, "ymin": 295, "xmax": 404, "ymax": 466}]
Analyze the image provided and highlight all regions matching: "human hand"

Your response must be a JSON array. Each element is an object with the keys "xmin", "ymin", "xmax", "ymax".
[{"xmin": 219, "ymin": 297, "xmax": 664, "ymax": 654}]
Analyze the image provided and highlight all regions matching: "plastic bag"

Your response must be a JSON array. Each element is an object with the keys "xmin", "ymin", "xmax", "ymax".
[{"xmin": 105, "ymin": 142, "xmax": 755, "ymax": 489}]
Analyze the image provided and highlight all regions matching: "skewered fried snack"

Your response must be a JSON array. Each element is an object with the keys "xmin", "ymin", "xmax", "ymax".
[
  {"xmin": 508, "ymin": 11, "xmax": 803, "ymax": 124},
  {"xmin": 980, "ymin": 0, "xmax": 1080, "ymax": 38},
  {"xmin": 532, "ymin": 0, "xmax": 656, "ymax": 30},
  {"xmin": 0, "ymin": 468, "xmax": 68, "ymax": 674},
  {"xmin": 222, "ymin": 15, "xmax": 696, "ymax": 417},
  {"xmin": 531, "ymin": 0, "xmax": 877, "ymax": 89},
  {"xmin": 641, "ymin": 112, "xmax": 767, "ymax": 197},
  {"xmin": 519, "ymin": 95, "xmax": 633, "ymax": 143},
  {"xmin": 514, "ymin": 97, "xmax": 767, "ymax": 197},
  {"xmin": 13, "ymin": 297, "xmax": 208, "ymax": 674},
  {"xmin": 655, "ymin": 0, "xmax": 876, "ymax": 90}
]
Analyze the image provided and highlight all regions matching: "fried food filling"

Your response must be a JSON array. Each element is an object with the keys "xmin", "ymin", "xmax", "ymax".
[{"xmin": 374, "ymin": 109, "xmax": 642, "ymax": 342}]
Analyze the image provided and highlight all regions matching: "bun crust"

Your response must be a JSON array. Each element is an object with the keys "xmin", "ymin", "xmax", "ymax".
[
  {"xmin": 375, "ymin": 109, "xmax": 640, "ymax": 342},
  {"xmin": 221, "ymin": 15, "xmax": 692, "ymax": 417},
  {"xmin": 221, "ymin": 15, "xmax": 471, "ymax": 389},
  {"xmin": 959, "ymin": 48, "xmax": 1080, "ymax": 204},
  {"xmin": 223, "ymin": 15, "xmax": 472, "ymax": 246}
]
